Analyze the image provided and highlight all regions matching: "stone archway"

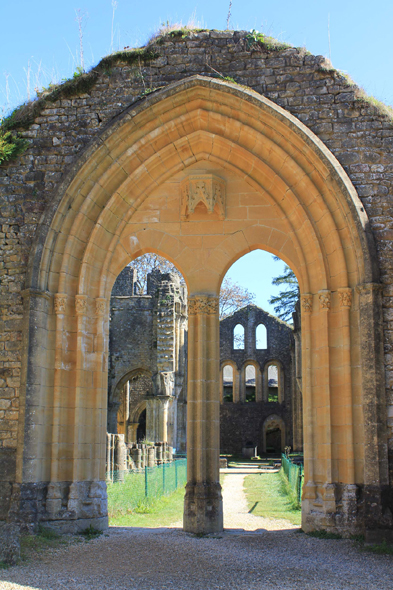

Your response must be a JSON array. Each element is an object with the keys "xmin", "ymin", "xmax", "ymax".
[
  {"xmin": 17, "ymin": 75, "xmax": 386, "ymax": 536},
  {"xmin": 109, "ymin": 369, "xmax": 152, "ymax": 443},
  {"xmin": 262, "ymin": 414, "xmax": 286, "ymax": 454}
]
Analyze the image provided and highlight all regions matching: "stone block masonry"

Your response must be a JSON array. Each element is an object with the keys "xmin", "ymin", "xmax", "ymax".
[{"xmin": 0, "ymin": 29, "xmax": 392, "ymax": 537}]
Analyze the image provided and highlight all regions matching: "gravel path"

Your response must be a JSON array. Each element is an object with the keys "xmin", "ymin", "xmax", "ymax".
[{"xmin": 0, "ymin": 471, "xmax": 392, "ymax": 590}]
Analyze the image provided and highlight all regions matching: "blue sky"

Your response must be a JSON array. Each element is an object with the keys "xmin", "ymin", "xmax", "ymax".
[
  {"xmin": 2, "ymin": 0, "xmax": 391, "ymax": 313},
  {"xmin": 2, "ymin": 1, "xmax": 393, "ymax": 113}
]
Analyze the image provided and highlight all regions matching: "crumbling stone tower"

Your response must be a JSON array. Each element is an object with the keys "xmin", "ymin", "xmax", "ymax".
[{"xmin": 107, "ymin": 267, "xmax": 187, "ymax": 452}]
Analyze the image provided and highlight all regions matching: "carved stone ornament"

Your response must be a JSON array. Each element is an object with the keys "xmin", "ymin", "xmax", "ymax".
[
  {"xmin": 301, "ymin": 294, "xmax": 313, "ymax": 314},
  {"xmin": 75, "ymin": 295, "xmax": 88, "ymax": 315},
  {"xmin": 95, "ymin": 298, "xmax": 107, "ymax": 316},
  {"xmin": 54, "ymin": 294, "xmax": 67, "ymax": 314},
  {"xmin": 188, "ymin": 295, "xmax": 219, "ymax": 315},
  {"xmin": 338, "ymin": 288, "xmax": 352, "ymax": 309},
  {"xmin": 181, "ymin": 174, "xmax": 226, "ymax": 220},
  {"xmin": 319, "ymin": 290, "xmax": 331, "ymax": 311}
]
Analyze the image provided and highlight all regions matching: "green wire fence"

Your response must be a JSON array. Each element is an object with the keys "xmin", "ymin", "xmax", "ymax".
[
  {"xmin": 281, "ymin": 454, "xmax": 303, "ymax": 506},
  {"xmin": 107, "ymin": 459, "xmax": 187, "ymax": 517}
]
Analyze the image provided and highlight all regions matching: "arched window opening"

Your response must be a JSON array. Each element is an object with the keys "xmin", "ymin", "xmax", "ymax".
[
  {"xmin": 137, "ymin": 409, "xmax": 146, "ymax": 442},
  {"xmin": 233, "ymin": 324, "xmax": 245, "ymax": 349},
  {"xmin": 223, "ymin": 365, "xmax": 233, "ymax": 402},
  {"xmin": 268, "ymin": 365, "xmax": 279, "ymax": 402},
  {"xmin": 245, "ymin": 365, "xmax": 256, "ymax": 402},
  {"xmin": 256, "ymin": 324, "xmax": 267, "ymax": 349}
]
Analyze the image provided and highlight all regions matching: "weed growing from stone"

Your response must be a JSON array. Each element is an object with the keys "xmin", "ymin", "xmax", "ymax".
[
  {"xmin": 0, "ymin": 561, "xmax": 10, "ymax": 570},
  {"xmin": 307, "ymin": 530, "xmax": 342, "ymax": 540},
  {"xmin": 79, "ymin": 525, "xmax": 103, "ymax": 540},
  {"xmin": 0, "ymin": 129, "xmax": 29, "ymax": 165},
  {"xmin": 246, "ymin": 30, "xmax": 292, "ymax": 52},
  {"xmin": 350, "ymin": 535, "xmax": 393, "ymax": 555}
]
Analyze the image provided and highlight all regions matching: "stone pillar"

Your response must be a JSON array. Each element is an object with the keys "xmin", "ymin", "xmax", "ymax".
[
  {"xmin": 146, "ymin": 395, "xmax": 170, "ymax": 443},
  {"xmin": 233, "ymin": 366, "xmax": 240, "ymax": 403},
  {"xmin": 300, "ymin": 294, "xmax": 317, "ymax": 505},
  {"xmin": 239, "ymin": 365, "xmax": 246, "ymax": 403},
  {"xmin": 357, "ymin": 283, "xmax": 390, "ymax": 539},
  {"xmin": 147, "ymin": 446, "xmax": 156, "ymax": 467},
  {"xmin": 127, "ymin": 422, "xmax": 139, "ymax": 444},
  {"xmin": 183, "ymin": 295, "xmax": 223, "ymax": 534},
  {"xmin": 255, "ymin": 365, "xmax": 263, "ymax": 403}
]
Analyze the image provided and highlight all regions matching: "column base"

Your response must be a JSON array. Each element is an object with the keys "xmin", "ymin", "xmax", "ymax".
[
  {"xmin": 7, "ymin": 480, "xmax": 108, "ymax": 534},
  {"xmin": 183, "ymin": 481, "xmax": 223, "ymax": 534},
  {"xmin": 301, "ymin": 482, "xmax": 393, "ymax": 538}
]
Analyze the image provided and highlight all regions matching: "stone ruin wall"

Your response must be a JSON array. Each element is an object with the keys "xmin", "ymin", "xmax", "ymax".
[
  {"xmin": 1, "ymin": 30, "xmax": 393, "ymax": 506},
  {"xmin": 107, "ymin": 267, "xmax": 187, "ymax": 451},
  {"xmin": 219, "ymin": 305, "xmax": 299, "ymax": 455}
]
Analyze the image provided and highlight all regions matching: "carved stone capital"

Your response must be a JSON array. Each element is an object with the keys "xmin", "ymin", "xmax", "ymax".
[
  {"xmin": 95, "ymin": 298, "xmax": 107, "ymax": 316},
  {"xmin": 188, "ymin": 295, "xmax": 219, "ymax": 315},
  {"xmin": 54, "ymin": 293, "xmax": 67, "ymax": 314},
  {"xmin": 181, "ymin": 174, "xmax": 226, "ymax": 220},
  {"xmin": 356, "ymin": 283, "xmax": 384, "ymax": 295},
  {"xmin": 338, "ymin": 288, "xmax": 352, "ymax": 309},
  {"xmin": 319, "ymin": 290, "xmax": 331, "ymax": 311},
  {"xmin": 301, "ymin": 294, "xmax": 313, "ymax": 314},
  {"xmin": 75, "ymin": 294, "xmax": 89, "ymax": 315}
]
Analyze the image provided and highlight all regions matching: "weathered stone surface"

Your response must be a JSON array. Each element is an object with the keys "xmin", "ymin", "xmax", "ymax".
[{"xmin": 0, "ymin": 30, "xmax": 392, "ymax": 536}]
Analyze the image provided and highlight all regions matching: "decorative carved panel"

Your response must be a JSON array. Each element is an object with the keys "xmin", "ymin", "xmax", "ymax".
[
  {"xmin": 319, "ymin": 290, "xmax": 331, "ymax": 311},
  {"xmin": 338, "ymin": 288, "xmax": 352, "ymax": 309},
  {"xmin": 95, "ymin": 298, "xmax": 107, "ymax": 316},
  {"xmin": 54, "ymin": 294, "xmax": 67, "ymax": 314},
  {"xmin": 301, "ymin": 294, "xmax": 313, "ymax": 314},
  {"xmin": 188, "ymin": 295, "xmax": 219, "ymax": 315},
  {"xmin": 75, "ymin": 295, "xmax": 89, "ymax": 315},
  {"xmin": 181, "ymin": 174, "xmax": 226, "ymax": 220}
]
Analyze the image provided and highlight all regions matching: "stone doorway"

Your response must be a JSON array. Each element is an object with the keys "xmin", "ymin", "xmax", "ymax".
[{"xmin": 14, "ymin": 76, "xmax": 387, "ymax": 538}]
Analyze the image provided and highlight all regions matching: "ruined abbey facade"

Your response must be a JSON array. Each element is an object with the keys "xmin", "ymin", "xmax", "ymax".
[
  {"xmin": 108, "ymin": 266, "xmax": 188, "ymax": 454},
  {"xmin": 1, "ymin": 29, "xmax": 392, "ymax": 542}
]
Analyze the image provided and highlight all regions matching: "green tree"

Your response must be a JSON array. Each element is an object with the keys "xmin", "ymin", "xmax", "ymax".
[{"xmin": 268, "ymin": 258, "xmax": 299, "ymax": 322}]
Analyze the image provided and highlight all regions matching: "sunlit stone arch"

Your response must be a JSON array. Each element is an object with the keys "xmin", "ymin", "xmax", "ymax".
[{"xmin": 20, "ymin": 75, "xmax": 385, "ymax": 537}]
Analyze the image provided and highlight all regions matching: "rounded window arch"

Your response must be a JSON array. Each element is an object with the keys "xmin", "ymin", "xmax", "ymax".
[
  {"xmin": 263, "ymin": 361, "xmax": 284, "ymax": 403},
  {"xmin": 233, "ymin": 324, "xmax": 245, "ymax": 349},
  {"xmin": 245, "ymin": 364, "xmax": 256, "ymax": 402},
  {"xmin": 256, "ymin": 324, "xmax": 267, "ymax": 349},
  {"xmin": 222, "ymin": 364, "xmax": 234, "ymax": 402},
  {"xmin": 220, "ymin": 360, "xmax": 239, "ymax": 403}
]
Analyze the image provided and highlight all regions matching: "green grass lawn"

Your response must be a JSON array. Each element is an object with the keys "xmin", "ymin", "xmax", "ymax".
[
  {"xmin": 109, "ymin": 473, "xmax": 226, "ymax": 528},
  {"xmin": 109, "ymin": 485, "xmax": 186, "ymax": 527},
  {"xmin": 244, "ymin": 471, "xmax": 302, "ymax": 526}
]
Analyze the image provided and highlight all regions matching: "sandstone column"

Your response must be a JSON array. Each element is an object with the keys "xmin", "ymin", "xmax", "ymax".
[{"xmin": 183, "ymin": 294, "xmax": 223, "ymax": 533}]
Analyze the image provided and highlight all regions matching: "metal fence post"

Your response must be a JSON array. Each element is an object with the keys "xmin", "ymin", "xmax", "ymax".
[
  {"xmin": 163, "ymin": 462, "xmax": 166, "ymax": 493},
  {"xmin": 298, "ymin": 463, "xmax": 303, "ymax": 505},
  {"xmin": 145, "ymin": 465, "xmax": 148, "ymax": 497},
  {"xmin": 175, "ymin": 460, "xmax": 178, "ymax": 489}
]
